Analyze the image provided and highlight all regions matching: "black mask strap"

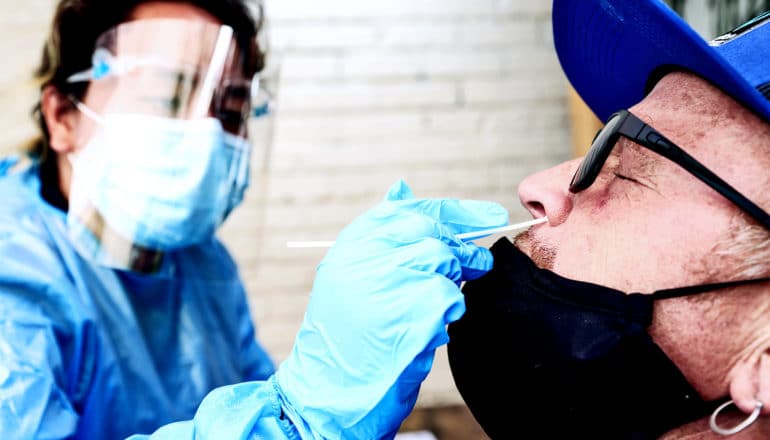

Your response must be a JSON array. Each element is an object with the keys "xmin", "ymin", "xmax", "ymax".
[{"xmin": 651, "ymin": 277, "xmax": 770, "ymax": 300}]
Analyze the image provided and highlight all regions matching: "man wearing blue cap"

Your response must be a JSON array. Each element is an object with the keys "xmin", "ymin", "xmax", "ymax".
[
  {"xmin": 122, "ymin": 0, "xmax": 770, "ymax": 439},
  {"xmin": 447, "ymin": 1, "xmax": 770, "ymax": 438}
]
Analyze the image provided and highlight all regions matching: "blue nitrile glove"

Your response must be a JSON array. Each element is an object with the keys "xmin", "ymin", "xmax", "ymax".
[{"xmin": 275, "ymin": 180, "xmax": 509, "ymax": 439}]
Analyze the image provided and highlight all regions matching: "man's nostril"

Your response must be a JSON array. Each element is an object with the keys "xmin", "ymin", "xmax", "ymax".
[{"xmin": 527, "ymin": 201, "xmax": 546, "ymax": 218}]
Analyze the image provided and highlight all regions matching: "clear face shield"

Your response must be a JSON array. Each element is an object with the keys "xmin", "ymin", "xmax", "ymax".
[
  {"xmin": 68, "ymin": 18, "xmax": 260, "ymax": 135},
  {"xmin": 64, "ymin": 19, "xmax": 267, "ymax": 273}
]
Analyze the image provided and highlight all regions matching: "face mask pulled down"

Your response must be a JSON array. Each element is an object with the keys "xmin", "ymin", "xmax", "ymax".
[
  {"xmin": 448, "ymin": 237, "xmax": 725, "ymax": 439},
  {"xmin": 67, "ymin": 113, "xmax": 250, "ymax": 272}
]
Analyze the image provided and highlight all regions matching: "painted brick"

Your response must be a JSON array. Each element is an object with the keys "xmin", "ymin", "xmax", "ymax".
[
  {"xmin": 458, "ymin": 18, "xmax": 539, "ymax": 46},
  {"xmin": 277, "ymin": 81, "xmax": 458, "ymax": 111},
  {"xmin": 464, "ymin": 76, "xmax": 568, "ymax": 104},
  {"xmin": 0, "ymin": 1, "xmax": 54, "ymax": 25},
  {"xmin": 273, "ymin": 112, "xmax": 425, "ymax": 143},
  {"xmin": 267, "ymin": 134, "xmax": 569, "ymax": 174},
  {"xmin": 269, "ymin": 24, "xmax": 377, "ymax": 50},
  {"xmin": 340, "ymin": 50, "xmax": 502, "ymax": 79},
  {"xmin": 266, "ymin": 0, "xmax": 550, "ymax": 20},
  {"xmin": 380, "ymin": 22, "xmax": 456, "ymax": 47},
  {"xmin": 277, "ymin": 54, "xmax": 340, "ymax": 79}
]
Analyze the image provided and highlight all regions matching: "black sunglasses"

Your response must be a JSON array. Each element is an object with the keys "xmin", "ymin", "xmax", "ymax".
[{"xmin": 569, "ymin": 109, "xmax": 770, "ymax": 230}]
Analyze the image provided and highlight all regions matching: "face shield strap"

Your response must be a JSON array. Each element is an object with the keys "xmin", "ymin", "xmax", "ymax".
[
  {"xmin": 68, "ymin": 96, "xmax": 104, "ymax": 124},
  {"xmin": 67, "ymin": 48, "xmax": 123, "ymax": 83}
]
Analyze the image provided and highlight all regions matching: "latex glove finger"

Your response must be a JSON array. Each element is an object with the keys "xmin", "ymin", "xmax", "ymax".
[
  {"xmin": 337, "ymin": 200, "xmax": 506, "ymax": 247},
  {"xmin": 382, "ymin": 180, "xmax": 509, "ymax": 235},
  {"xmin": 374, "ymin": 202, "xmax": 506, "ymax": 279},
  {"xmin": 383, "ymin": 179, "xmax": 416, "ymax": 202},
  {"xmin": 335, "ymin": 210, "xmax": 497, "ymax": 281},
  {"xmin": 418, "ymin": 220, "xmax": 497, "ymax": 282},
  {"xmin": 445, "ymin": 233, "xmax": 496, "ymax": 281},
  {"xmin": 402, "ymin": 198, "xmax": 509, "ymax": 236}
]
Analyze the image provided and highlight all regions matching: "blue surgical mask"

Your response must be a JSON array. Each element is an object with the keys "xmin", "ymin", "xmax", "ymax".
[{"xmin": 67, "ymin": 109, "xmax": 250, "ymax": 271}]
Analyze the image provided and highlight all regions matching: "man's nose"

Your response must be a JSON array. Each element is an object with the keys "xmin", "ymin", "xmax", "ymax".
[{"xmin": 517, "ymin": 158, "xmax": 581, "ymax": 226}]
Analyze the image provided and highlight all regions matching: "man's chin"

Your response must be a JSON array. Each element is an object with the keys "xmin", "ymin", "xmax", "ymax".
[
  {"xmin": 512, "ymin": 230, "xmax": 532, "ymax": 255},
  {"xmin": 514, "ymin": 230, "xmax": 556, "ymax": 270}
]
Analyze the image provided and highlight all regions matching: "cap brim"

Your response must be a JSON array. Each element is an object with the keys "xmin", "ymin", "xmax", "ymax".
[{"xmin": 553, "ymin": 0, "xmax": 770, "ymax": 123}]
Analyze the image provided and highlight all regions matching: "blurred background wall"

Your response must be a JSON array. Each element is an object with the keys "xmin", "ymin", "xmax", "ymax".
[{"xmin": 219, "ymin": 0, "xmax": 571, "ymax": 412}]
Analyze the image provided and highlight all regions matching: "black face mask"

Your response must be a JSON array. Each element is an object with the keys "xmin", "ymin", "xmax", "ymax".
[{"xmin": 446, "ymin": 237, "xmax": 763, "ymax": 440}]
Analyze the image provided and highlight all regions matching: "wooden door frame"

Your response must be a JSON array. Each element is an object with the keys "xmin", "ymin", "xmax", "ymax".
[{"xmin": 567, "ymin": 85, "xmax": 603, "ymax": 158}]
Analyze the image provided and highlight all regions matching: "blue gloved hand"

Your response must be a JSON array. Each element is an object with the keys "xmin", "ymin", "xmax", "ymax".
[{"xmin": 275, "ymin": 180, "xmax": 509, "ymax": 439}]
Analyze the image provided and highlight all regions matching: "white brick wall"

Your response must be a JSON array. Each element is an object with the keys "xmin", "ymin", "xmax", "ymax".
[
  {"xmin": 0, "ymin": 0, "xmax": 571, "ymax": 410},
  {"xmin": 0, "ymin": 0, "xmax": 50, "ymax": 152},
  {"xmin": 220, "ymin": 0, "xmax": 571, "ymax": 408}
]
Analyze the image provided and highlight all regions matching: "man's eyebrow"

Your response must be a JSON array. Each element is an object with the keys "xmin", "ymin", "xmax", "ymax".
[{"xmin": 617, "ymin": 138, "xmax": 658, "ymax": 181}]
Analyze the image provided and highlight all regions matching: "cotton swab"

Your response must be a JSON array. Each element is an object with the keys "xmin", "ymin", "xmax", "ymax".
[
  {"xmin": 455, "ymin": 217, "xmax": 548, "ymax": 240},
  {"xmin": 286, "ymin": 217, "xmax": 547, "ymax": 249}
]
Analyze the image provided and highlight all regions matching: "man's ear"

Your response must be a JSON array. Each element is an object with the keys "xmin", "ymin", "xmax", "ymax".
[
  {"xmin": 729, "ymin": 350, "xmax": 770, "ymax": 415},
  {"xmin": 40, "ymin": 85, "xmax": 79, "ymax": 154}
]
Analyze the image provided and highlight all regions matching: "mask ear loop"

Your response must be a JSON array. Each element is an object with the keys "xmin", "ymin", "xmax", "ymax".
[
  {"xmin": 67, "ymin": 96, "xmax": 104, "ymax": 125},
  {"xmin": 709, "ymin": 399, "xmax": 763, "ymax": 436}
]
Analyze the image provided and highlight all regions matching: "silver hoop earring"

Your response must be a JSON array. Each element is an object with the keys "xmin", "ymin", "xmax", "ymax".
[{"xmin": 709, "ymin": 399, "xmax": 763, "ymax": 436}]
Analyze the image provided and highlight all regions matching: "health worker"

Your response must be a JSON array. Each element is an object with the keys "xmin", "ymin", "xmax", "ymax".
[
  {"xmin": 1, "ymin": 1, "xmax": 509, "ymax": 439},
  {"xmin": 0, "ymin": 1, "xmax": 275, "ymax": 438}
]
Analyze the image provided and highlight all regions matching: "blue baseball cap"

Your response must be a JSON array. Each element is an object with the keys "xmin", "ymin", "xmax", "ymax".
[{"xmin": 553, "ymin": 0, "xmax": 770, "ymax": 124}]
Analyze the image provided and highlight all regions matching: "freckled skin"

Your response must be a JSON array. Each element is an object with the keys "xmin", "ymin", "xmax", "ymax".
[{"xmin": 515, "ymin": 72, "xmax": 770, "ymax": 437}]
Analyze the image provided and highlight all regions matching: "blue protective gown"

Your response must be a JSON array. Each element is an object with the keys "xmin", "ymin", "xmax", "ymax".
[{"xmin": 0, "ymin": 157, "xmax": 275, "ymax": 439}]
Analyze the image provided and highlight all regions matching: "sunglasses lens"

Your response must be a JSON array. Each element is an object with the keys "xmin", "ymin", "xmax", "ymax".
[{"xmin": 570, "ymin": 113, "xmax": 624, "ymax": 192}]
